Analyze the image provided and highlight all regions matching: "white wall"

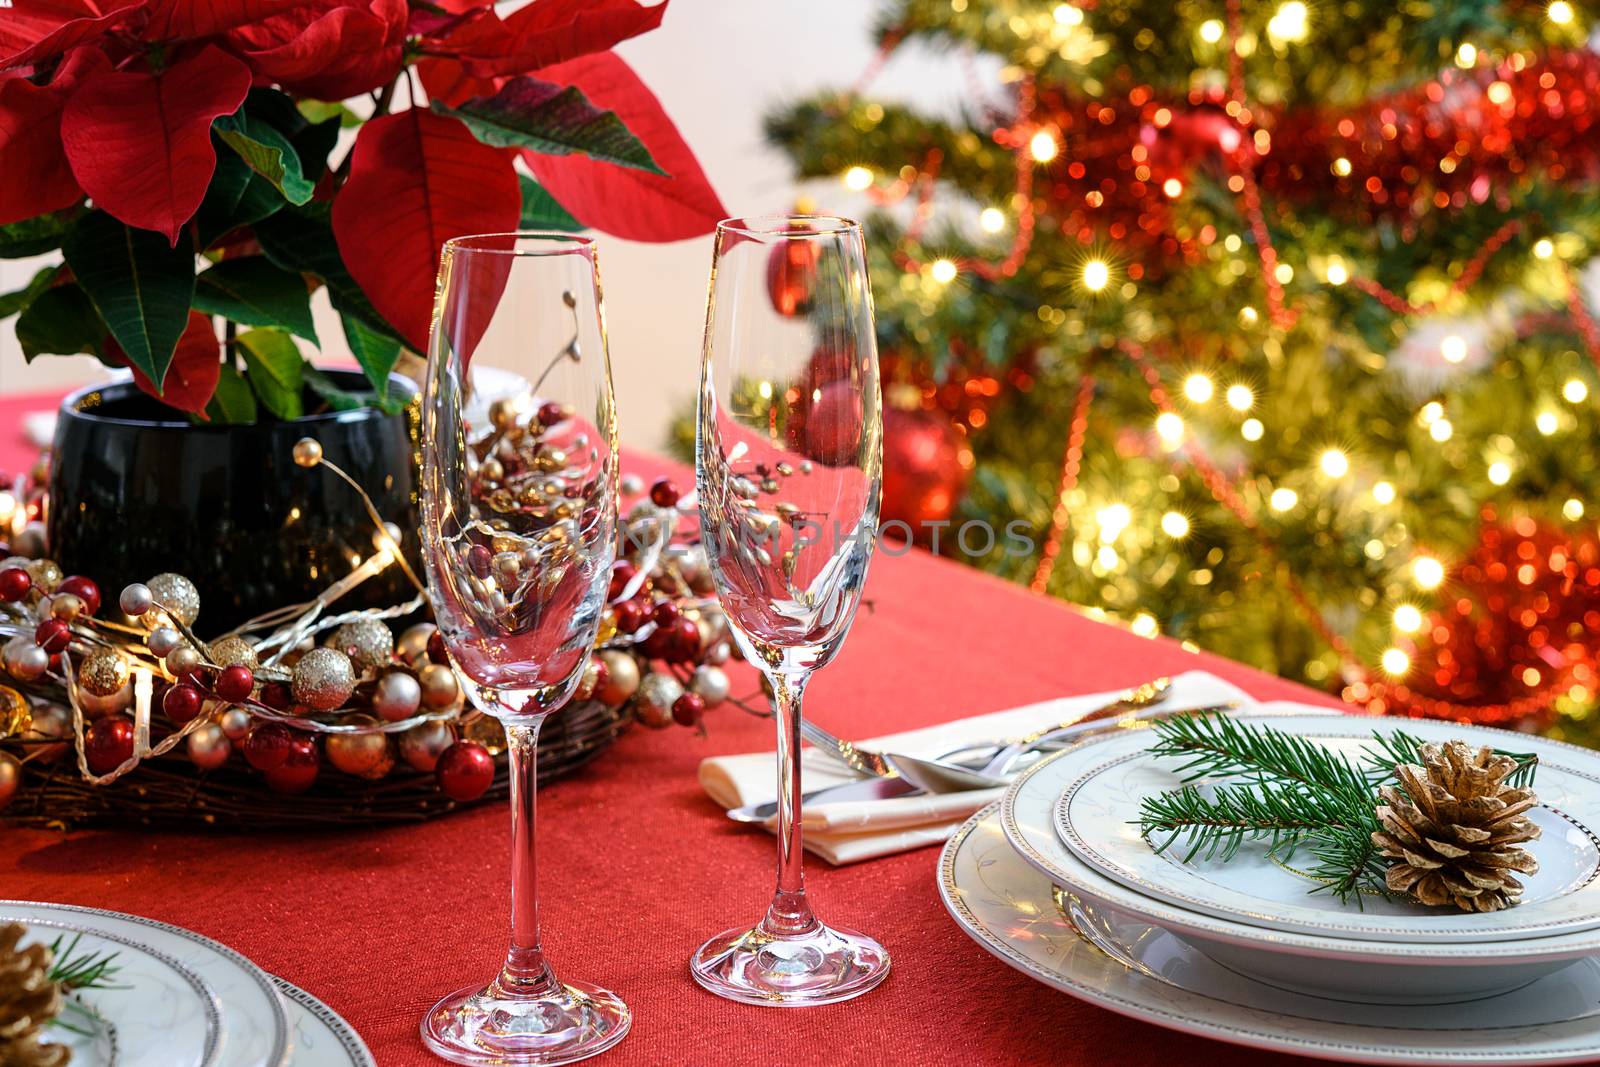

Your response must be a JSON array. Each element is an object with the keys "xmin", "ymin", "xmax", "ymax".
[{"xmin": 0, "ymin": 0, "xmax": 972, "ymax": 450}]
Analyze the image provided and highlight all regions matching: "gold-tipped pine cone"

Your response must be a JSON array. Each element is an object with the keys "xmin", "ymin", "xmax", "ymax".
[
  {"xmin": 1372, "ymin": 740, "xmax": 1541, "ymax": 913},
  {"xmin": 0, "ymin": 923, "xmax": 68, "ymax": 1067}
]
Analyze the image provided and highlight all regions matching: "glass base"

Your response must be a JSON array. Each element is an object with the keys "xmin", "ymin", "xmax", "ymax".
[
  {"xmin": 420, "ymin": 978, "xmax": 631, "ymax": 1065},
  {"xmin": 690, "ymin": 921, "xmax": 890, "ymax": 1006}
]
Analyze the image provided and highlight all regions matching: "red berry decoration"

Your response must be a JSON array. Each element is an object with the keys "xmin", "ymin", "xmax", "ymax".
[
  {"xmin": 0, "ymin": 567, "xmax": 30, "ymax": 602},
  {"xmin": 468, "ymin": 544, "xmax": 493, "ymax": 578},
  {"xmin": 640, "ymin": 624, "xmax": 675, "ymax": 660},
  {"xmin": 436, "ymin": 741, "xmax": 495, "ymax": 802},
  {"xmin": 767, "ymin": 236, "xmax": 819, "ymax": 317},
  {"xmin": 651, "ymin": 600, "xmax": 681, "ymax": 627},
  {"xmin": 537, "ymin": 401, "xmax": 567, "ymax": 426},
  {"xmin": 613, "ymin": 599, "xmax": 647, "ymax": 634},
  {"xmin": 649, "ymin": 478, "xmax": 681, "ymax": 508},
  {"xmin": 668, "ymin": 617, "xmax": 702, "ymax": 661},
  {"xmin": 427, "ymin": 630, "xmax": 450, "ymax": 665},
  {"xmin": 672, "ymin": 692, "xmax": 705, "ymax": 727},
  {"xmin": 215, "ymin": 665, "xmax": 255, "ymax": 703},
  {"xmin": 243, "ymin": 721, "xmax": 293, "ymax": 771},
  {"xmin": 259, "ymin": 681, "xmax": 293, "ymax": 710},
  {"xmin": 608, "ymin": 560, "xmax": 637, "ymax": 599},
  {"xmin": 264, "ymin": 736, "xmax": 320, "ymax": 795},
  {"xmin": 162, "ymin": 683, "xmax": 205, "ymax": 724},
  {"xmin": 84, "ymin": 716, "xmax": 135, "ymax": 774},
  {"xmin": 34, "ymin": 618, "xmax": 70, "ymax": 654},
  {"xmin": 56, "ymin": 576, "xmax": 100, "ymax": 616}
]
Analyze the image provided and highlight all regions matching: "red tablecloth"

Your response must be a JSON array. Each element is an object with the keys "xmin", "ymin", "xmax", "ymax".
[{"xmin": 0, "ymin": 389, "xmax": 1342, "ymax": 1066}]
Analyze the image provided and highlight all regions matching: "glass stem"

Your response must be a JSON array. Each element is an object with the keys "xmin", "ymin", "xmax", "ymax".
[
  {"xmin": 762, "ymin": 671, "xmax": 820, "ymax": 940},
  {"xmin": 494, "ymin": 721, "xmax": 561, "ymax": 999}
]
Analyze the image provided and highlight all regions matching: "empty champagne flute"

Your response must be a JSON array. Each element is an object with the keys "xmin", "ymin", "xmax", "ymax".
[
  {"xmin": 419, "ymin": 233, "xmax": 626, "ymax": 1063},
  {"xmin": 690, "ymin": 215, "xmax": 889, "ymax": 1005}
]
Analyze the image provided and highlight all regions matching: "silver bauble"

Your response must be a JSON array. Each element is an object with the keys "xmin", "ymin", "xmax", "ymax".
[
  {"xmin": 3, "ymin": 637, "xmax": 48, "ymax": 681},
  {"xmin": 209, "ymin": 635, "xmax": 259, "ymax": 671},
  {"xmin": 186, "ymin": 723, "xmax": 232, "ymax": 770},
  {"xmin": 22, "ymin": 703, "xmax": 71, "ymax": 763},
  {"xmin": 292, "ymin": 647, "xmax": 357, "ymax": 711},
  {"xmin": 118, "ymin": 582, "xmax": 153, "ymax": 618},
  {"xmin": 705, "ymin": 641, "xmax": 731, "ymax": 665},
  {"xmin": 332, "ymin": 617, "xmax": 395, "ymax": 674},
  {"xmin": 396, "ymin": 622, "xmax": 437, "ymax": 666},
  {"xmin": 634, "ymin": 671, "xmax": 683, "ymax": 729},
  {"xmin": 143, "ymin": 572, "xmax": 200, "ymax": 627},
  {"xmin": 78, "ymin": 680, "xmax": 133, "ymax": 718},
  {"xmin": 399, "ymin": 720, "xmax": 456, "ymax": 772},
  {"xmin": 689, "ymin": 665, "xmax": 731, "ymax": 707},
  {"xmin": 146, "ymin": 626, "xmax": 182, "ymax": 657},
  {"xmin": 12, "ymin": 522, "xmax": 47, "ymax": 560},
  {"xmin": 0, "ymin": 752, "xmax": 19, "ymax": 811},
  {"xmin": 372, "ymin": 671, "xmax": 423, "ymax": 722},
  {"xmin": 219, "ymin": 706, "xmax": 254, "ymax": 741}
]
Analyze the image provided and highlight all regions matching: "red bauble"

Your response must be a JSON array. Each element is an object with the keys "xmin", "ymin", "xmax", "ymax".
[
  {"xmin": 264, "ymin": 736, "xmax": 320, "ymax": 795},
  {"xmin": 613, "ymin": 599, "xmax": 647, "ymax": 634},
  {"xmin": 243, "ymin": 721, "xmax": 293, "ymax": 771},
  {"xmin": 651, "ymin": 600, "xmax": 681, "ymax": 627},
  {"xmin": 649, "ymin": 478, "xmax": 681, "ymax": 508},
  {"xmin": 34, "ymin": 618, "xmax": 70, "ymax": 654},
  {"xmin": 84, "ymin": 715, "xmax": 134, "ymax": 774},
  {"xmin": 537, "ymin": 401, "xmax": 567, "ymax": 427},
  {"xmin": 215, "ymin": 665, "xmax": 254, "ymax": 703},
  {"xmin": 880, "ymin": 408, "xmax": 971, "ymax": 538},
  {"xmin": 766, "ymin": 238, "xmax": 818, "ymax": 317},
  {"xmin": 804, "ymin": 381, "xmax": 864, "ymax": 466},
  {"xmin": 668, "ymin": 618, "xmax": 701, "ymax": 662},
  {"xmin": 56, "ymin": 576, "xmax": 100, "ymax": 616},
  {"xmin": 427, "ymin": 630, "xmax": 450, "ymax": 665},
  {"xmin": 672, "ymin": 692, "xmax": 705, "ymax": 726},
  {"xmin": 259, "ymin": 682, "xmax": 293, "ymax": 710},
  {"xmin": 608, "ymin": 560, "xmax": 637, "ymax": 599},
  {"xmin": 0, "ymin": 567, "xmax": 28, "ymax": 602},
  {"xmin": 162, "ymin": 683, "xmax": 205, "ymax": 724},
  {"xmin": 436, "ymin": 741, "xmax": 495, "ymax": 801}
]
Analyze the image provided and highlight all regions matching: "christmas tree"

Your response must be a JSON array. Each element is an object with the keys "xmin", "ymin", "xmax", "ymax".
[{"xmin": 742, "ymin": 0, "xmax": 1600, "ymax": 738}]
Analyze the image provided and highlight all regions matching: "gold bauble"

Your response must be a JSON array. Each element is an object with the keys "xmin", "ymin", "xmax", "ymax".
[
  {"xmin": 594, "ymin": 650, "xmax": 640, "ymax": 706},
  {"xmin": 292, "ymin": 648, "xmax": 356, "ymax": 711},
  {"xmin": 325, "ymin": 715, "xmax": 392, "ymax": 778},
  {"xmin": 396, "ymin": 623, "xmax": 437, "ymax": 667},
  {"xmin": 0, "ymin": 752, "xmax": 19, "ymax": 811},
  {"xmin": 78, "ymin": 647, "xmax": 130, "ymax": 698},
  {"xmin": 143, "ymin": 572, "xmax": 200, "ymax": 627},
  {"xmin": 633, "ymin": 671, "xmax": 682, "ymax": 729},
  {"xmin": 24, "ymin": 558, "xmax": 61, "ymax": 593},
  {"xmin": 208, "ymin": 635, "xmax": 259, "ymax": 671},
  {"xmin": 0, "ymin": 686, "xmax": 28, "ymax": 738},
  {"xmin": 417, "ymin": 664, "xmax": 460, "ymax": 709},
  {"xmin": 332, "ymin": 617, "xmax": 395, "ymax": 674},
  {"xmin": 21, "ymin": 704, "xmax": 69, "ymax": 763},
  {"xmin": 574, "ymin": 657, "xmax": 603, "ymax": 701},
  {"xmin": 292, "ymin": 438, "xmax": 323, "ymax": 467},
  {"xmin": 399, "ymin": 720, "xmax": 456, "ymax": 772},
  {"xmin": 460, "ymin": 714, "xmax": 507, "ymax": 755}
]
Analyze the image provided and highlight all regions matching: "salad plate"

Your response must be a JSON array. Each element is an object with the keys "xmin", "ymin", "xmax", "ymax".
[{"xmin": 271, "ymin": 976, "xmax": 375, "ymax": 1067}]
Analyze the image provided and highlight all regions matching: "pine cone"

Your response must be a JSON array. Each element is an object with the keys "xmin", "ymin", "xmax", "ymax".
[
  {"xmin": 0, "ymin": 923, "xmax": 68, "ymax": 1067},
  {"xmin": 1372, "ymin": 741, "xmax": 1541, "ymax": 912}
]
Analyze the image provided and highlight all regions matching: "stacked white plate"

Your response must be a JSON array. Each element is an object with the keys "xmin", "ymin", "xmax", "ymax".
[
  {"xmin": 0, "ymin": 901, "xmax": 374, "ymax": 1067},
  {"xmin": 938, "ymin": 704, "xmax": 1600, "ymax": 1064}
]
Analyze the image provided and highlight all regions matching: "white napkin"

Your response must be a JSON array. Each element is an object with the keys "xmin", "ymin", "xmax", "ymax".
[{"xmin": 699, "ymin": 669, "xmax": 1259, "ymax": 865}]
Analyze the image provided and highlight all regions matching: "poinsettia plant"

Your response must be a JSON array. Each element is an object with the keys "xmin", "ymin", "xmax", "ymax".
[{"xmin": 0, "ymin": 0, "xmax": 724, "ymax": 421}]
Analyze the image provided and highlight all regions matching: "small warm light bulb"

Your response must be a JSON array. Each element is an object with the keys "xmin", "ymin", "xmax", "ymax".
[
  {"xmin": 1429, "ymin": 418, "xmax": 1454, "ymax": 442},
  {"xmin": 1372, "ymin": 481, "xmax": 1397, "ymax": 505},
  {"xmin": 1155, "ymin": 411, "xmax": 1185, "ymax": 444},
  {"xmin": 1053, "ymin": 2, "xmax": 1084, "ymax": 25},
  {"xmin": 1183, "ymin": 373, "xmax": 1214, "ymax": 403},
  {"xmin": 1564, "ymin": 378, "xmax": 1589, "ymax": 403},
  {"xmin": 1325, "ymin": 259, "xmax": 1348, "ymax": 286},
  {"xmin": 1419, "ymin": 400, "xmax": 1444, "ymax": 425},
  {"xmin": 1239, "ymin": 306, "xmax": 1260, "ymax": 326},
  {"xmin": 1131, "ymin": 613, "xmax": 1160, "ymax": 638},
  {"xmin": 1440, "ymin": 335, "xmax": 1468, "ymax": 363},
  {"xmin": 1486, "ymin": 80, "xmax": 1513, "ymax": 105},
  {"xmin": 1198, "ymin": 18, "xmax": 1224, "ymax": 42},
  {"xmin": 1274, "ymin": 263, "xmax": 1295, "ymax": 284},
  {"xmin": 1267, "ymin": 0, "xmax": 1309, "ymax": 41},
  {"xmin": 1549, "ymin": 0, "xmax": 1575, "ymax": 23},
  {"xmin": 1082, "ymin": 258, "xmax": 1110, "ymax": 291},
  {"xmin": 1413, "ymin": 556, "xmax": 1446, "ymax": 590},
  {"xmin": 929, "ymin": 258, "xmax": 958, "ymax": 284},
  {"xmin": 1534, "ymin": 238, "xmax": 1556, "ymax": 259},
  {"xmin": 1226, "ymin": 384, "xmax": 1253, "ymax": 411},
  {"xmin": 1162, "ymin": 177, "xmax": 1184, "ymax": 198},
  {"xmin": 843, "ymin": 165, "xmax": 874, "ymax": 191},
  {"xmin": 1161, "ymin": 511, "xmax": 1190, "ymax": 538},
  {"xmin": 1565, "ymin": 498, "xmax": 1586, "ymax": 520},
  {"xmin": 1487, "ymin": 460, "xmax": 1512, "ymax": 485},
  {"xmin": 1381, "ymin": 648, "xmax": 1412, "ymax": 676},
  {"xmin": 1320, "ymin": 449, "xmax": 1350, "ymax": 478},
  {"xmin": 1456, "ymin": 42, "xmax": 1478, "ymax": 68},
  {"xmin": 1332, "ymin": 156, "xmax": 1352, "ymax": 177},
  {"xmin": 1393, "ymin": 605, "xmax": 1424, "ymax": 633},
  {"xmin": 1537, "ymin": 410, "xmax": 1560, "ymax": 435},
  {"xmin": 1269, "ymin": 487, "xmax": 1298, "ymax": 512},
  {"xmin": 979, "ymin": 207, "xmax": 1006, "ymax": 233},
  {"xmin": 1241, "ymin": 417, "xmax": 1264, "ymax": 441},
  {"xmin": 1097, "ymin": 503, "xmax": 1132, "ymax": 539},
  {"xmin": 1030, "ymin": 130, "xmax": 1060, "ymax": 163}
]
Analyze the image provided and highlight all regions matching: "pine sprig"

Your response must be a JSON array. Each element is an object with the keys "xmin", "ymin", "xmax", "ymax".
[
  {"xmin": 45, "ymin": 933, "xmax": 122, "ymax": 1037},
  {"xmin": 1359, "ymin": 731, "xmax": 1539, "ymax": 789}
]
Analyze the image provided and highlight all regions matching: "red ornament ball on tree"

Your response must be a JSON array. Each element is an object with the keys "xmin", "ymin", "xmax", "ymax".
[
  {"xmin": 264, "ymin": 736, "xmax": 320, "ymax": 795},
  {"xmin": 56, "ymin": 576, "xmax": 100, "ymax": 616},
  {"xmin": 672, "ymin": 692, "xmax": 705, "ymax": 726},
  {"xmin": 767, "ymin": 237, "xmax": 819, "ymax": 317},
  {"xmin": 881, "ymin": 408, "xmax": 971, "ymax": 538},
  {"xmin": 162, "ymin": 683, "xmax": 205, "ymax": 724},
  {"xmin": 613, "ymin": 599, "xmax": 647, "ymax": 634},
  {"xmin": 84, "ymin": 715, "xmax": 134, "ymax": 774},
  {"xmin": 436, "ymin": 741, "xmax": 495, "ymax": 801},
  {"xmin": 649, "ymin": 478, "xmax": 681, "ymax": 508},
  {"xmin": 0, "ymin": 567, "xmax": 23, "ymax": 603},
  {"xmin": 608, "ymin": 560, "xmax": 637, "ymax": 599},
  {"xmin": 215, "ymin": 665, "xmax": 254, "ymax": 703},
  {"xmin": 34, "ymin": 618, "xmax": 70, "ymax": 654},
  {"xmin": 243, "ymin": 721, "xmax": 293, "ymax": 771},
  {"xmin": 805, "ymin": 381, "xmax": 865, "ymax": 466}
]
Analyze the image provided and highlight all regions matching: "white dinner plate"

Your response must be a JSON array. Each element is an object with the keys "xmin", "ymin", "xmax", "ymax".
[
  {"xmin": 1000, "ymin": 722, "xmax": 1600, "ymax": 1003},
  {"xmin": 0, "ymin": 901, "xmax": 290, "ymax": 1067},
  {"xmin": 943, "ymin": 803, "xmax": 1600, "ymax": 1064},
  {"xmin": 1051, "ymin": 714, "xmax": 1600, "ymax": 943},
  {"xmin": 270, "ymin": 976, "xmax": 375, "ymax": 1067}
]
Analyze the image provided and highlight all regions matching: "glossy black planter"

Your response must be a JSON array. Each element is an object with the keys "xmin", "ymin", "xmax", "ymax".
[{"xmin": 48, "ymin": 371, "xmax": 421, "ymax": 635}]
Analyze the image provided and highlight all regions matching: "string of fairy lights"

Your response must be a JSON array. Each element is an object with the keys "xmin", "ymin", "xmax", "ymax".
[{"xmin": 814, "ymin": 0, "xmax": 1599, "ymax": 711}]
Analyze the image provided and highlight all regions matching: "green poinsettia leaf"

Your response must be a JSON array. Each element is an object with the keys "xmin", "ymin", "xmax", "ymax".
[
  {"xmin": 254, "ymin": 202, "xmax": 397, "ymax": 340},
  {"xmin": 0, "ymin": 211, "xmax": 80, "ymax": 259},
  {"xmin": 245, "ymin": 89, "xmax": 341, "ymax": 182},
  {"xmin": 215, "ymin": 111, "xmax": 315, "ymax": 206},
  {"xmin": 518, "ymin": 176, "xmax": 585, "ymax": 232},
  {"xmin": 341, "ymin": 314, "xmax": 403, "ymax": 409},
  {"xmin": 195, "ymin": 146, "xmax": 285, "ymax": 250},
  {"xmin": 16, "ymin": 283, "xmax": 104, "ymax": 361},
  {"xmin": 304, "ymin": 365, "xmax": 365, "ymax": 412},
  {"xmin": 194, "ymin": 256, "xmax": 318, "ymax": 343},
  {"xmin": 204, "ymin": 364, "xmax": 259, "ymax": 425},
  {"xmin": 296, "ymin": 99, "xmax": 361, "ymax": 130},
  {"xmin": 438, "ymin": 77, "xmax": 665, "ymax": 175},
  {"xmin": 235, "ymin": 328, "xmax": 305, "ymax": 420},
  {"xmin": 61, "ymin": 211, "xmax": 194, "ymax": 386},
  {"xmin": 0, "ymin": 265, "xmax": 61, "ymax": 320}
]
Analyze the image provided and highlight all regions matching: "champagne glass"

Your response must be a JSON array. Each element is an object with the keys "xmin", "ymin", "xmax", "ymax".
[
  {"xmin": 691, "ymin": 215, "xmax": 889, "ymax": 1005},
  {"xmin": 419, "ymin": 233, "xmax": 626, "ymax": 1063}
]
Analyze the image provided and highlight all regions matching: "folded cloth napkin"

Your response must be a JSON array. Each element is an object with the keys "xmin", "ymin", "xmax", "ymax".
[{"xmin": 699, "ymin": 669, "xmax": 1259, "ymax": 865}]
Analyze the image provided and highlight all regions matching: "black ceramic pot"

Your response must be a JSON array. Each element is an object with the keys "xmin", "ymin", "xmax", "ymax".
[{"xmin": 48, "ymin": 371, "xmax": 421, "ymax": 635}]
